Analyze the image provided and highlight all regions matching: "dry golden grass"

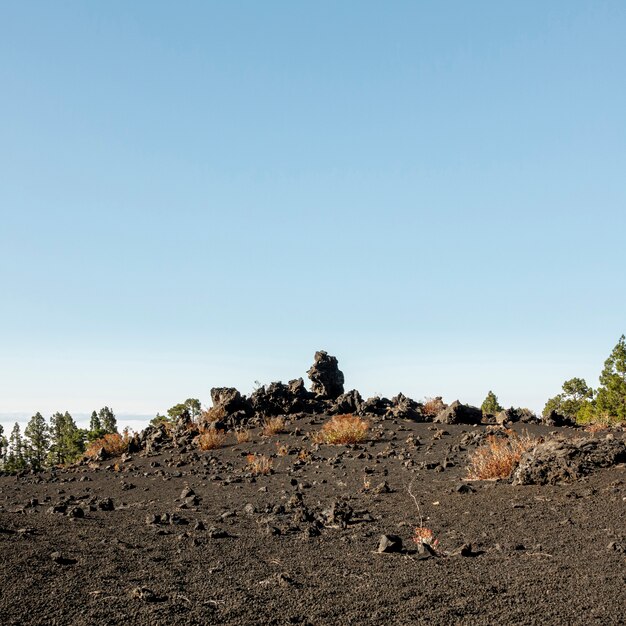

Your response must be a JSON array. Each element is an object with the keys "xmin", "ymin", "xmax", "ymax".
[
  {"xmin": 262, "ymin": 417, "xmax": 285, "ymax": 437},
  {"xmin": 314, "ymin": 414, "xmax": 369, "ymax": 445},
  {"xmin": 246, "ymin": 453, "xmax": 273, "ymax": 475},
  {"xmin": 84, "ymin": 432, "xmax": 131, "ymax": 459},
  {"xmin": 196, "ymin": 428, "xmax": 227, "ymax": 450},
  {"xmin": 235, "ymin": 427, "xmax": 251, "ymax": 444},
  {"xmin": 201, "ymin": 406, "xmax": 227, "ymax": 423},
  {"xmin": 466, "ymin": 430, "xmax": 538, "ymax": 480},
  {"xmin": 422, "ymin": 397, "xmax": 446, "ymax": 417},
  {"xmin": 275, "ymin": 442, "xmax": 289, "ymax": 456}
]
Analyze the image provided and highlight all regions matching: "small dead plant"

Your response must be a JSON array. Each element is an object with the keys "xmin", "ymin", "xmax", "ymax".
[
  {"xmin": 422, "ymin": 397, "xmax": 446, "ymax": 417},
  {"xmin": 235, "ymin": 427, "xmax": 251, "ymax": 444},
  {"xmin": 246, "ymin": 454, "xmax": 273, "ymax": 476},
  {"xmin": 275, "ymin": 442, "xmax": 289, "ymax": 456},
  {"xmin": 201, "ymin": 406, "xmax": 227, "ymax": 424},
  {"xmin": 314, "ymin": 414, "xmax": 369, "ymax": 445},
  {"xmin": 84, "ymin": 431, "xmax": 131, "ymax": 460},
  {"xmin": 262, "ymin": 417, "xmax": 285, "ymax": 437},
  {"xmin": 196, "ymin": 428, "xmax": 227, "ymax": 451},
  {"xmin": 466, "ymin": 430, "xmax": 538, "ymax": 480}
]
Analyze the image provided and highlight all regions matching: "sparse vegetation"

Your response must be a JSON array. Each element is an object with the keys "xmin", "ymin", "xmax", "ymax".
[
  {"xmin": 422, "ymin": 397, "xmax": 446, "ymax": 417},
  {"xmin": 235, "ymin": 427, "xmax": 251, "ymax": 444},
  {"xmin": 276, "ymin": 442, "xmax": 289, "ymax": 456},
  {"xmin": 196, "ymin": 428, "xmax": 227, "ymax": 450},
  {"xmin": 481, "ymin": 391, "xmax": 503, "ymax": 416},
  {"xmin": 467, "ymin": 430, "xmax": 538, "ymax": 480},
  {"xmin": 200, "ymin": 406, "xmax": 227, "ymax": 424},
  {"xmin": 262, "ymin": 417, "xmax": 285, "ymax": 436},
  {"xmin": 314, "ymin": 414, "xmax": 369, "ymax": 445},
  {"xmin": 412, "ymin": 526, "xmax": 439, "ymax": 548},
  {"xmin": 84, "ymin": 430, "xmax": 131, "ymax": 460},
  {"xmin": 246, "ymin": 453, "xmax": 273, "ymax": 475}
]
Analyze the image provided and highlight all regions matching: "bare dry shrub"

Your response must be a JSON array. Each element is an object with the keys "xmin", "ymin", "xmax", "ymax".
[
  {"xmin": 84, "ymin": 432, "xmax": 131, "ymax": 460},
  {"xmin": 235, "ymin": 428, "xmax": 251, "ymax": 444},
  {"xmin": 412, "ymin": 526, "xmax": 439, "ymax": 548},
  {"xmin": 466, "ymin": 430, "xmax": 538, "ymax": 480},
  {"xmin": 422, "ymin": 397, "xmax": 446, "ymax": 417},
  {"xmin": 246, "ymin": 454, "xmax": 273, "ymax": 475},
  {"xmin": 196, "ymin": 428, "xmax": 227, "ymax": 450},
  {"xmin": 262, "ymin": 417, "xmax": 285, "ymax": 437},
  {"xmin": 201, "ymin": 406, "xmax": 227, "ymax": 424},
  {"xmin": 276, "ymin": 442, "xmax": 289, "ymax": 456},
  {"xmin": 314, "ymin": 414, "xmax": 369, "ymax": 445}
]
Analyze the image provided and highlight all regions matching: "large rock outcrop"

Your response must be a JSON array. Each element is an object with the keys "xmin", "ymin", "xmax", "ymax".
[
  {"xmin": 434, "ymin": 400, "xmax": 482, "ymax": 425},
  {"xmin": 512, "ymin": 436, "xmax": 626, "ymax": 485},
  {"xmin": 250, "ymin": 378, "xmax": 313, "ymax": 417},
  {"xmin": 307, "ymin": 351, "xmax": 345, "ymax": 399}
]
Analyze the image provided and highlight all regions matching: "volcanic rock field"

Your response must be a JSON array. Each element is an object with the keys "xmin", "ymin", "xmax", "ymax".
[{"xmin": 1, "ymin": 352, "xmax": 625, "ymax": 625}]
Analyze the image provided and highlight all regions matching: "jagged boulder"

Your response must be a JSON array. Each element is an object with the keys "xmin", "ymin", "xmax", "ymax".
[
  {"xmin": 542, "ymin": 410, "xmax": 576, "ymax": 427},
  {"xmin": 388, "ymin": 393, "xmax": 423, "ymax": 421},
  {"xmin": 250, "ymin": 378, "xmax": 312, "ymax": 417},
  {"xmin": 434, "ymin": 400, "xmax": 482, "ymax": 425},
  {"xmin": 307, "ymin": 351, "xmax": 345, "ymax": 399},
  {"xmin": 512, "ymin": 436, "xmax": 626, "ymax": 485},
  {"xmin": 495, "ymin": 407, "xmax": 538, "ymax": 426},
  {"xmin": 329, "ymin": 389, "xmax": 363, "ymax": 415},
  {"xmin": 359, "ymin": 396, "xmax": 392, "ymax": 417},
  {"xmin": 209, "ymin": 387, "xmax": 253, "ymax": 427}
]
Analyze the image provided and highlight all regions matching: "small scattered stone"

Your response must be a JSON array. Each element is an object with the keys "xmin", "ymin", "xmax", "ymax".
[{"xmin": 377, "ymin": 534, "xmax": 403, "ymax": 554}]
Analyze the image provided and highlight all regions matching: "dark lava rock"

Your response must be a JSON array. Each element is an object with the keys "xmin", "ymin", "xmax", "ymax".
[
  {"xmin": 250, "ymin": 378, "xmax": 312, "ymax": 417},
  {"xmin": 360, "ymin": 396, "xmax": 392, "ymax": 417},
  {"xmin": 388, "ymin": 393, "xmax": 423, "ymax": 421},
  {"xmin": 377, "ymin": 534, "xmax": 403, "ymax": 554},
  {"xmin": 50, "ymin": 552, "xmax": 77, "ymax": 566},
  {"xmin": 329, "ymin": 389, "xmax": 363, "ymax": 415},
  {"xmin": 209, "ymin": 387, "xmax": 253, "ymax": 426},
  {"xmin": 97, "ymin": 497, "xmax": 115, "ymax": 511},
  {"xmin": 307, "ymin": 351, "xmax": 345, "ymax": 399},
  {"xmin": 434, "ymin": 400, "xmax": 482, "ymax": 425},
  {"xmin": 542, "ymin": 410, "xmax": 575, "ymax": 427},
  {"xmin": 512, "ymin": 436, "xmax": 626, "ymax": 485}
]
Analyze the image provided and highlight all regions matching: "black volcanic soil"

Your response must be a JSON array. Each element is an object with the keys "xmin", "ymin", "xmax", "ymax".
[{"xmin": 1, "ymin": 416, "xmax": 625, "ymax": 625}]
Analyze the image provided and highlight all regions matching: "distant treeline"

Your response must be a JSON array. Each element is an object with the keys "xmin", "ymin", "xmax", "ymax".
[{"xmin": 0, "ymin": 407, "xmax": 118, "ymax": 472}]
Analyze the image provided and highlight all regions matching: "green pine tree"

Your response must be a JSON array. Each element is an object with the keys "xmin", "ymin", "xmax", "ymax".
[
  {"xmin": 48, "ymin": 412, "xmax": 84, "ymax": 465},
  {"xmin": 99, "ymin": 407, "xmax": 118, "ymax": 434},
  {"xmin": 481, "ymin": 391, "xmax": 503, "ymax": 415},
  {"xmin": 595, "ymin": 335, "xmax": 626, "ymax": 421},
  {"xmin": 0, "ymin": 424, "xmax": 7, "ymax": 469},
  {"xmin": 24, "ymin": 412, "xmax": 50, "ymax": 471},
  {"xmin": 6, "ymin": 423, "xmax": 26, "ymax": 472},
  {"xmin": 87, "ymin": 410, "xmax": 106, "ymax": 442}
]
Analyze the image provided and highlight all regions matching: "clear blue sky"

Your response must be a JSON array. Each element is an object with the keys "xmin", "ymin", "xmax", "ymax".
[{"xmin": 1, "ymin": 1, "xmax": 625, "ymax": 429}]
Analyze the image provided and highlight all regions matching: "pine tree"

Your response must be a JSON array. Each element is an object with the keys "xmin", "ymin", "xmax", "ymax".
[
  {"xmin": 87, "ymin": 410, "xmax": 105, "ymax": 442},
  {"xmin": 99, "ymin": 407, "xmax": 118, "ymax": 434},
  {"xmin": 481, "ymin": 391, "xmax": 503, "ymax": 415},
  {"xmin": 6, "ymin": 423, "xmax": 26, "ymax": 472},
  {"xmin": 48, "ymin": 412, "xmax": 84, "ymax": 465},
  {"xmin": 0, "ymin": 423, "xmax": 7, "ymax": 469},
  {"xmin": 595, "ymin": 335, "xmax": 626, "ymax": 421},
  {"xmin": 24, "ymin": 412, "xmax": 50, "ymax": 471},
  {"xmin": 542, "ymin": 377, "xmax": 594, "ymax": 421}
]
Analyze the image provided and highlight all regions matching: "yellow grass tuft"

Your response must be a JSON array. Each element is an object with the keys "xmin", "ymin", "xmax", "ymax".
[
  {"xmin": 262, "ymin": 417, "xmax": 285, "ymax": 437},
  {"xmin": 422, "ymin": 397, "xmax": 446, "ymax": 418},
  {"xmin": 235, "ymin": 427, "xmax": 251, "ymax": 444},
  {"xmin": 246, "ymin": 453, "xmax": 273, "ymax": 475},
  {"xmin": 314, "ymin": 414, "xmax": 369, "ymax": 445},
  {"xmin": 196, "ymin": 428, "xmax": 227, "ymax": 450}
]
